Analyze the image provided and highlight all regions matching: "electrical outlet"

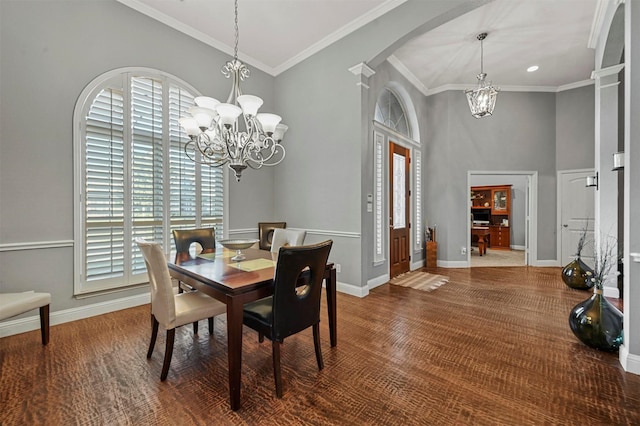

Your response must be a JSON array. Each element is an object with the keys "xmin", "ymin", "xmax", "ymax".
[
  {"xmin": 461, "ymin": 247, "xmax": 467, "ymax": 255},
  {"xmin": 335, "ymin": 264, "xmax": 341, "ymax": 273}
]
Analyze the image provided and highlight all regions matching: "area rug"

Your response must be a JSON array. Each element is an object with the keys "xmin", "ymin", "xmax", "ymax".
[{"xmin": 389, "ymin": 271, "xmax": 449, "ymax": 292}]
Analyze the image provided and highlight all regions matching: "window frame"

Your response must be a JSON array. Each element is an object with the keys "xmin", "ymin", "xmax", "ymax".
[{"xmin": 73, "ymin": 67, "xmax": 228, "ymax": 296}]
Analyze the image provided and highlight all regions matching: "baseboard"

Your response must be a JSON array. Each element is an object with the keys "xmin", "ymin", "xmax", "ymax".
[
  {"xmin": 619, "ymin": 344, "xmax": 640, "ymax": 375},
  {"xmin": 511, "ymin": 245, "xmax": 525, "ymax": 251},
  {"xmin": 534, "ymin": 260, "xmax": 560, "ymax": 267},
  {"xmin": 439, "ymin": 260, "xmax": 468, "ymax": 268},
  {"xmin": 368, "ymin": 274, "xmax": 390, "ymax": 291},
  {"xmin": 0, "ymin": 293, "xmax": 150, "ymax": 338},
  {"xmin": 603, "ymin": 286, "xmax": 620, "ymax": 299},
  {"xmin": 410, "ymin": 259, "xmax": 425, "ymax": 270},
  {"xmin": 337, "ymin": 280, "xmax": 368, "ymax": 298}
]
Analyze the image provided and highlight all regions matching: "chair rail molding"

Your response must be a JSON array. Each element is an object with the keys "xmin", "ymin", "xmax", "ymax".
[{"xmin": 0, "ymin": 240, "xmax": 74, "ymax": 252}]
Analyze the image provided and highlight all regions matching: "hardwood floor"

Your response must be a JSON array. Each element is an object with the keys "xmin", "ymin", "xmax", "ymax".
[{"xmin": 1, "ymin": 267, "xmax": 639, "ymax": 425}]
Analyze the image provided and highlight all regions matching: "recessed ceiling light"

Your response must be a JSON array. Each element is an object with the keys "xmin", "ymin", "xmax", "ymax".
[{"xmin": 527, "ymin": 65, "xmax": 539, "ymax": 72}]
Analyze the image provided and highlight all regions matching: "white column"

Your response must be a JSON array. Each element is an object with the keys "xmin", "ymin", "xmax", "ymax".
[
  {"xmin": 592, "ymin": 64, "xmax": 624, "ymax": 297},
  {"xmin": 621, "ymin": 0, "xmax": 640, "ymax": 375}
]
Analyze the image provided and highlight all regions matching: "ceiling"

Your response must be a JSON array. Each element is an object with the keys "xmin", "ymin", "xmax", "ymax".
[{"xmin": 118, "ymin": 0, "xmax": 599, "ymax": 94}]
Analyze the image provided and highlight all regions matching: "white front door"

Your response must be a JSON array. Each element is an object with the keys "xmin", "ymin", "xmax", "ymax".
[{"xmin": 560, "ymin": 170, "xmax": 595, "ymax": 266}]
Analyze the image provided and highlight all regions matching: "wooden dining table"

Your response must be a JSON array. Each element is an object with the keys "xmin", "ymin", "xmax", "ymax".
[{"xmin": 167, "ymin": 247, "xmax": 337, "ymax": 411}]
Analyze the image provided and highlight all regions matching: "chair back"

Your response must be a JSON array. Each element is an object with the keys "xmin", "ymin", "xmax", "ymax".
[
  {"xmin": 271, "ymin": 240, "xmax": 333, "ymax": 341},
  {"xmin": 136, "ymin": 239, "xmax": 176, "ymax": 328},
  {"xmin": 270, "ymin": 228, "xmax": 306, "ymax": 253},
  {"xmin": 172, "ymin": 228, "xmax": 216, "ymax": 262},
  {"xmin": 258, "ymin": 222, "xmax": 286, "ymax": 250}
]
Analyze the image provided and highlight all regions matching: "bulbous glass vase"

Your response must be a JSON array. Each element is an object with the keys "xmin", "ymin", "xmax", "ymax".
[
  {"xmin": 561, "ymin": 257, "xmax": 594, "ymax": 290},
  {"xmin": 568, "ymin": 288, "xmax": 623, "ymax": 352}
]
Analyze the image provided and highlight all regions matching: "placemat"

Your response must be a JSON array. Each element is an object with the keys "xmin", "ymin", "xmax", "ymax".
[
  {"xmin": 230, "ymin": 258, "xmax": 276, "ymax": 272},
  {"xmin": 197, "ymin": 250, "xmax": 234, "ymax": 260}
]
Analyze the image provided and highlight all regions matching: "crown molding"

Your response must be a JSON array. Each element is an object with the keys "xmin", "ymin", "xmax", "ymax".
[
  {"xmin": 588, "ymin": 0, "xmax": 608, "ymax": 49},
  {"xmin": 118, "ymin": 0, "xmax": 407, "ymax": 77},
  {"xmin": 557, "ymin": 79, "xmax": 595, "ymax": 92},
  {"xmin": 387, "ymin": 55, "xmax": 429, "ymax": 96}
]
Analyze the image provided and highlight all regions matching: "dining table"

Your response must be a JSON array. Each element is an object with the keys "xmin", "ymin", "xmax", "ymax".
[{"xmin": 167, "ymin": 247, "xmax": 337, "ymax": 411}]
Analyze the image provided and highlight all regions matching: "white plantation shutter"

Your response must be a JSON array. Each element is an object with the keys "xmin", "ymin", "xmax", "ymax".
[
  {"xmin": 85, "ymin": 88, "xmax": 126, "ymax": 283},
  {"xmin": 75, "ymin": 69, "xmax": 225, "ymax": 295}
]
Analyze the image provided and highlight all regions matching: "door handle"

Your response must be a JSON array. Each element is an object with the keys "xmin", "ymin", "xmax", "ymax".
[{"xmin": 563, "ymin": 224, "xmax": 568, "ymax": 228}]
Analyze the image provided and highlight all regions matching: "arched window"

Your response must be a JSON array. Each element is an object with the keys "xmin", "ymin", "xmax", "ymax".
[
  {"xmin": 374, "ymin": 87, "xmax": 410, "ymax": 138},
  {"xmin": 73, "ymin": 68, "xmax": 225, "ymax": 295}
]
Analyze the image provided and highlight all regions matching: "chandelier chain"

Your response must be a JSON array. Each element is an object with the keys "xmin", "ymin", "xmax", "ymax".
[
  {"xmin": 233, "ymin": 0, "xmax": 239, "ymax": 61},
  {"xmin": 480, "ymin": 38, "xmax": 484, "ymax": 75}
]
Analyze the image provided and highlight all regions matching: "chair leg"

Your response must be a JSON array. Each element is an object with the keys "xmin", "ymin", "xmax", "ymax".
[
  {"xmin": 272, "ymin": 340, "xmax": 283, "ymax": 398},
  {"xmin": 178, "ymin": 281, "xmax": 184, "ymax": 294},
  {"xmin": 39, "ymin": 304, "xmax": 50, "ymax": 345},
  {"xmin": 313, "ymin": 323, "xmax": 324, "ymax": 370},
  {"xmin": 208, "ymin": 317, "xmax": 214, "ymax": 335},
  {"xmin": 161, "ymin": 328, "xmax": 176, "ymax": 381},
  {"xmin": 258, "ymin": 332, "xmax": 264, "ymax": 343},
  {"xmin": 193, "ymin": 321, "xmax": 198, "ymax": 335},
  {"xmin": 147, "ymin": 315, "xmax": 159, "ymax": 359}
]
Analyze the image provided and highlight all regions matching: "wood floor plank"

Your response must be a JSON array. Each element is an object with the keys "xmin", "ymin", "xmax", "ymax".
[{"xmin": 1, "ymin": 266, "xmax": 639, "ymax": 425}]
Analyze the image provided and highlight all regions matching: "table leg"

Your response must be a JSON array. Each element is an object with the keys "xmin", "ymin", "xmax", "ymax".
[
  {"xmin": 478, "ymin": 237, "xmax": 485, "ymax": 256},
  {"xmin": 326, "ymin": 267, "xmax": 337, "ymax": 347},
  {"xmin": 227, "ymin": 296, "xmax": 244, "ymax": 411}
]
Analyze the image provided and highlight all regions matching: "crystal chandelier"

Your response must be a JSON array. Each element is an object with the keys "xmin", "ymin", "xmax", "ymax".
[
  {"xmin": 179, "ymin": 0, "xmax": 287, "ymax": 182},
  {"xmin": 465, "ymin": 32, "xmax": 499, "ymax": 118}
]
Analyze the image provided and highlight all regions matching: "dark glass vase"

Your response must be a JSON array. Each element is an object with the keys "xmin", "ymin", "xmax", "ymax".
[
  {"xmin": 561, "ymin": 257, "xmax": 594, "ymax": 290},
  {"xmin": 568, "ymin": 288, "xmax": 623, "ymax": 352}
]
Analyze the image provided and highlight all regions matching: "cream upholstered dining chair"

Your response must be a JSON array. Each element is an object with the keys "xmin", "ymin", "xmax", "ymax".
[
  {"xmin": 0, "ymin": 291, "xmax": 51, "ymax": 345},
  {"xmin": 243, "ymin": 240, "xmax": 333, "ymax": 398},
  {"xmin": 136, "ymin": 238, "xmax": 226, "ymax": 381},
  {"xmin": 270, "ymin": 228, "xmax": 306, "ymax": 253}
]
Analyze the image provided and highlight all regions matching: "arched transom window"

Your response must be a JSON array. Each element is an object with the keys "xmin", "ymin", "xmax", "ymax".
[{"xmin": 374, "ymin": 88, "xmax": 410, "ymax": 138}]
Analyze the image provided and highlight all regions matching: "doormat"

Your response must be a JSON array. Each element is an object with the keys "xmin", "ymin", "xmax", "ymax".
[{"xmin": 389, "ymin": 271, "xmax": 449, "ymax": 292}]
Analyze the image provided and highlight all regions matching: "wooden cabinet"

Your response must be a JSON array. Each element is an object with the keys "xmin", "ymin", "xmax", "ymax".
[
  {"xmin": 490, "ymin": 225, "xmax": 511, "ymax": 249},
  {"xmin": 425, "ymin": 241, "xmax": 437, "ymax": 270},
  {"xmin": 471, "ymin": 184, "xmax": 512, "ymax": 250}
]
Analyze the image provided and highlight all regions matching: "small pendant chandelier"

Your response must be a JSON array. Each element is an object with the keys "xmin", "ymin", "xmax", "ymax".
[
  {"xmin": 179, "ymin": 0, "xmax": 287, "ymax": 182},
  {"xmin": 465, "ymin": 32, "xmax": 499, "ymax": 118}
]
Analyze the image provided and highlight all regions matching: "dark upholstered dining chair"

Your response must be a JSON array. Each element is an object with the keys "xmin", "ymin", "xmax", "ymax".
[
  {"xmin": 258, "ymin": 222, "xmax": 286, "ymax": 250},
  {"xmin": 136, "ymin": 238, "xmax": 226, "ymax": 381},
  {"xmin": 172, "ymin": 228, "xmax": 218, "ymax": 334},
  {"xmin": 242, "ymin": 240, "xmax": 333, "ymax": 398},
  {"xmin": 172, "ymin": 228, "xmax": 217, "ymax": 263},
  {"xmin": 173, "ymin": 228, "xmax": 216, "ymax": 291}
]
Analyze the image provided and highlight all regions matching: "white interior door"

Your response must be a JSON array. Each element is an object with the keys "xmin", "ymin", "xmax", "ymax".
[{"xmin": 560, "ymin": 170, "xmax": 595, "ymax": 266}]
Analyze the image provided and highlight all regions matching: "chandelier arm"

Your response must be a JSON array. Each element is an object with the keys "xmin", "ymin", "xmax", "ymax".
[{"xmin": 184, "ymin": 140, "xmax": 229, "ymax": 168}]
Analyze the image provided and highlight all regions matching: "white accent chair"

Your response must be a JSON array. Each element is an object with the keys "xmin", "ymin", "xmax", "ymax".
[
  {"xmin": 136, "ymin": 238, "xmax": 227, "ymax": 381},
  {"xmin": 0, "ymin": 291, "xmax": 52, "ymax": 345},
  {"xmin": 270, "ymin": 228, "xmax": 307, "ymax": 253}
]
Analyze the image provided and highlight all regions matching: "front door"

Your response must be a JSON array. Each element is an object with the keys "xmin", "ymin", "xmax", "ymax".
[
  {"xmin": 560, "ymin": 170, "xmax": 595, "ymax": 266},
  {"xmin": 390, "ymin": 142, "xmax": 410, "ymax": 277}
]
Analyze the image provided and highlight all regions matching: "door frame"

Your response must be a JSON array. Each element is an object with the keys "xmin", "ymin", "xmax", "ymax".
[
  {"xmin": 380, "ymin": 134, "xmax": 419, "ymax": 274},
  {"xmin": 389, "ymin": 141, "xmax": 411, "ymax": 277},
  {"xmin": 466, "ymin": 170, "xmax": 538, "ymax": 266},
  {"xmin": 557, "ymin": 168, "xmax": 595, "ymax": 267}
]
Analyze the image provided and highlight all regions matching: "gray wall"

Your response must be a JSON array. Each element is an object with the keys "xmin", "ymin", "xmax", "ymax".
[
  {"xmin": 556, "ymin": 85, "xmax": 596, "ymax": 171},
  {"xmin": 272, "ymin": 0, "xmax": 477, "ymax": 289},
  {"xmin": 425, "ymin": 91, "xmax": 558, "ymax": 263},
  {"xmin": 0, "ymin": 0, "xmax": 277, "ymax": 311}
]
